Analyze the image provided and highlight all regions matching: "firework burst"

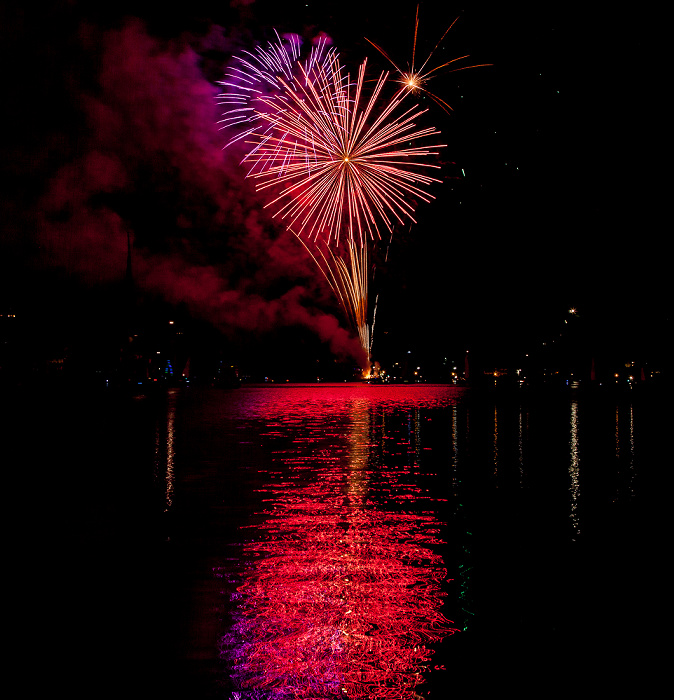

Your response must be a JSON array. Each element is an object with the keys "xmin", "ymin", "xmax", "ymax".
[
  {"xmin": 241, "ymin": 55, "xmax": 445, "ymax": 248},
  {"xmin": 216, "ymin": 32, "xmax": 337, "ymax": 149},
  {"xmin": 365, "ymin": 5, "xmax": 491, "ymax": 113},
  {"xmin": 217, "ymin": 35, "xmax": 446, "ymax": 371}
]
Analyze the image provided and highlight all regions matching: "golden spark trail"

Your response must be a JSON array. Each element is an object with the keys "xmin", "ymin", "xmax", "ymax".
[{"xmin": 294, "ymin": 235, "xmax": 372, "ymax": 360}]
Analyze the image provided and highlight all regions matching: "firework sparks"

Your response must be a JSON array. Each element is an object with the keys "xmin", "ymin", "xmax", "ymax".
[
  {"xmin": 365, "ymin": 5, "xmax": 491, "ymax": 113},
  {"xmin": 241, "ymin": 55, "xmax": 445, "ymax": 248},
  {"xmin": 297, "ymin": 237, "xmax": 372, "ymax": 360},
  {"xmin": 217, "ymin": 34, "xmax": 446, "ymax": 370},
  {"xmin": 216, "ymin": 32, "xmax": 338, "ymax": 149}
]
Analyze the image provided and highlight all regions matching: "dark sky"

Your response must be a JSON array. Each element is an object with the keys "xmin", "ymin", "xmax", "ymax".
[{"xmin": 0, "ymin": 1, "xmax": 666, "ymax": 375}]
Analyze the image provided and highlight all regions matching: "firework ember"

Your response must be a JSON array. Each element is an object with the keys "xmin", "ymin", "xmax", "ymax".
[{"xmin": 365, "ymin": 5, "xmax": 491, "ymax": 113}]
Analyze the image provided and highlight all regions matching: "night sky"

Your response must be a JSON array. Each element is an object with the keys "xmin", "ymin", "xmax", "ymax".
[{"xmin": 0, "ymin": 2, "xmax": 667, "ymax": 380}]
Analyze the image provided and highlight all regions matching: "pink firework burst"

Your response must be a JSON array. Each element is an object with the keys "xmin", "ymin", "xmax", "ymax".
[
  {"xmin": 240, "ymin": 55, "xmax": 446, "ymax": 247},
  {"xmin": 216, "ymin": 32, "xmax": 338, "ymax": 149}
]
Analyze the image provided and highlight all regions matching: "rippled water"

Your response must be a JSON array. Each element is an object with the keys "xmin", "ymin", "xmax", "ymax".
[
  {"xmin": 9, "ymin": 383, "xmax": 662, "ymax": 697},
  {"xmin": 213, "ymin": 387, "xmax": 462, "ymax": 699}
]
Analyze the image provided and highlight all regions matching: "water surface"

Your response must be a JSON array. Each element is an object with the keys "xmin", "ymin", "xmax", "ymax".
[{"xmin": 8, "ymin": 383, "xmax": 661, "ymax": 696}]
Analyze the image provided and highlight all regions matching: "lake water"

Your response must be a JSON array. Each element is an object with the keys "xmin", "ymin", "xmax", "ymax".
[{"xmin": 8, "ymin": 383, "xmax": 663, "ymax": 697}]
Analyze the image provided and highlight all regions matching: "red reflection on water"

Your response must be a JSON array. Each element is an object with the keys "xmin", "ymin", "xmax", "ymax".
[
  {"xmin": 226, "ymin": 383, "xmax": 467, "ymax": 420},
  {"xmin": 219, "ymin": 388, "xmax": 461, "ymax": 698}
]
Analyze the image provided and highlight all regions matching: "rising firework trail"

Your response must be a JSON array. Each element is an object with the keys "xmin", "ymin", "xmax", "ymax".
[
  {"xmin": 296, "ymin": 237, "xmax": 372, "ymax": 358},
  {"xmin": 365, "ymin": 5, "xmax": 491, "ymax": 113}
]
